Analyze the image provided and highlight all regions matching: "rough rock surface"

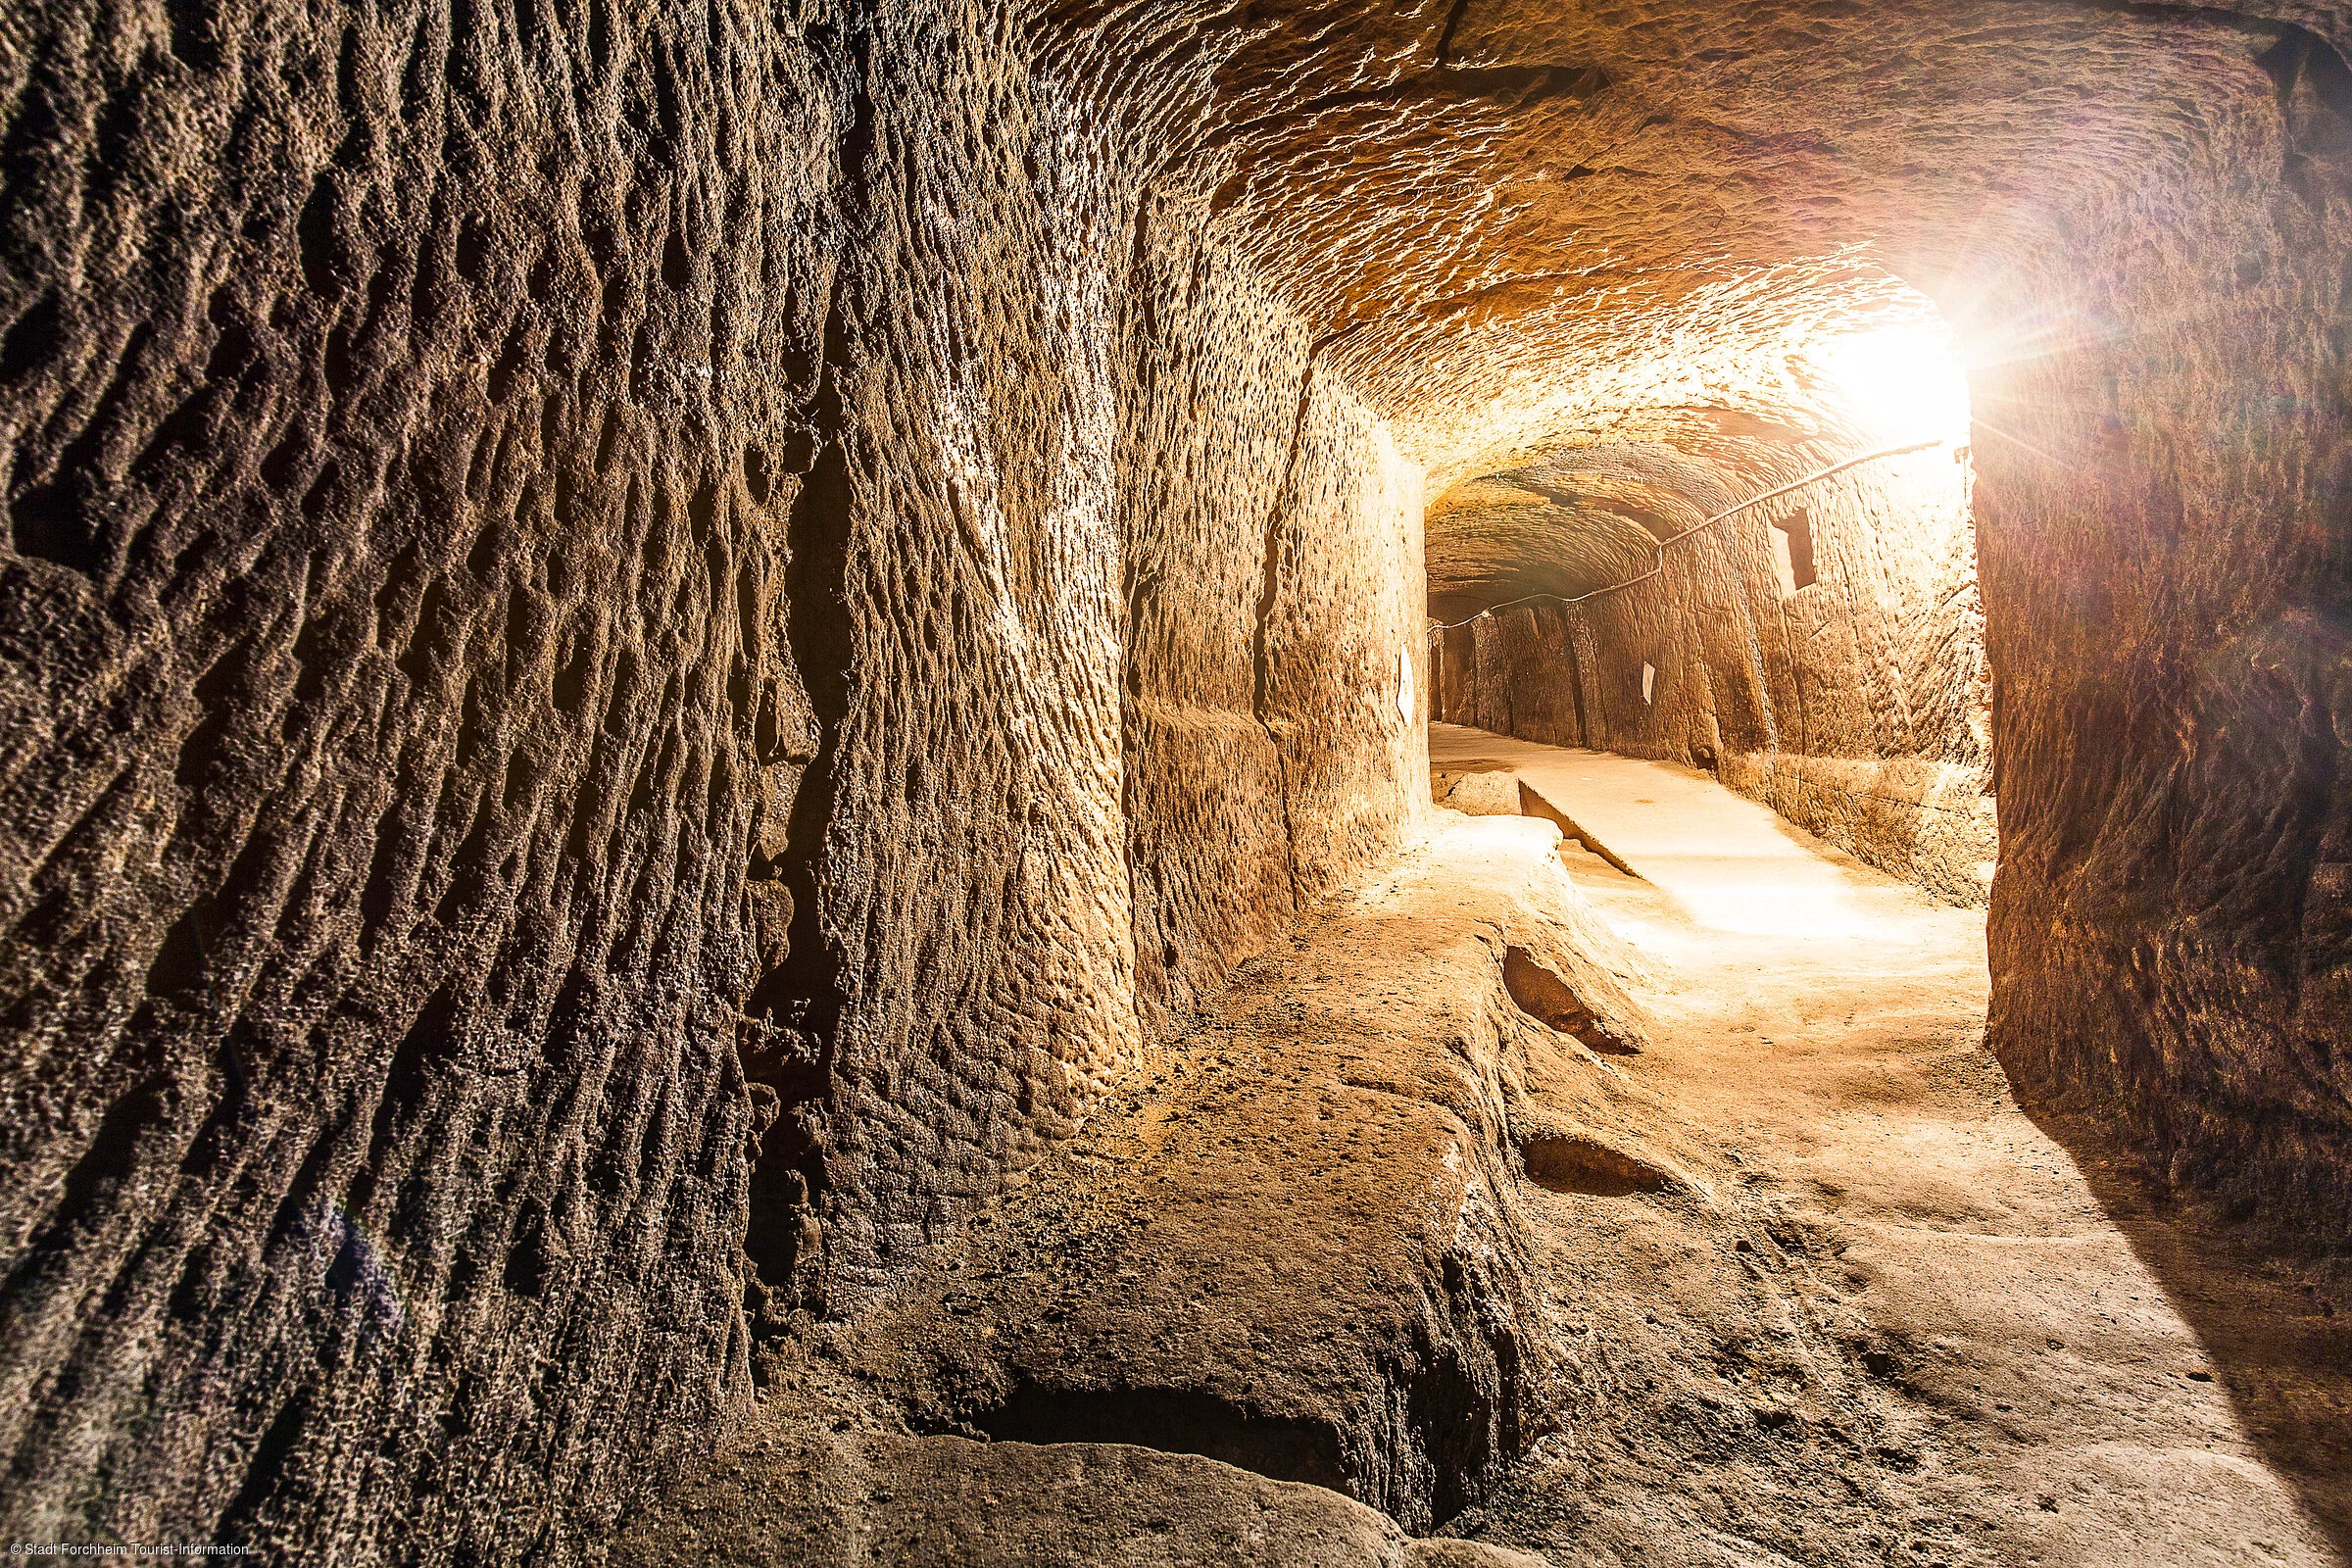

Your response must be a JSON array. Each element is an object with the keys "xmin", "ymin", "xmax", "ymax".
[
  {"xmin": 619, "ymin": 1431, "xmax": 1549, "ymax": 1568},
  {"xmin": 0, "ymin": 0, "xmax": 849, "ymax": 1551},
  {"xmin": 832, "ymin": 815, "xmax": 1648, "ymax": 1536},
  {"xmin": 625, "ymin": 776, "xmax": 2352, "ymax": 1566},
  {"xmin": 3, "ymin": 0, "xmax": 2350, "ymax": 1556},
  {"xmin": 0, "ymin": 0, "xmax": 1428, "ymax": 1552},
  {"xmin": 615, "ymin": 812, "xmax": 1657, "ymax": 1557},
  {"xmin": 795, "ymin": 15, "xmax": 1428, "ymax": 1299}
]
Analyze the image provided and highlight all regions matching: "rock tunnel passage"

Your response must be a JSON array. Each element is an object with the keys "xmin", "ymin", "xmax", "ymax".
[{"xmin": 3, "ymin": 0, "xmax": 2351, "ymax": 1561}]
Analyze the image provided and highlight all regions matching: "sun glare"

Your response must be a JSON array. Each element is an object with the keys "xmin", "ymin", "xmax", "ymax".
[{"xmin": 1805, "ymin": 323, "xmax": 1973, "ymax": 448}]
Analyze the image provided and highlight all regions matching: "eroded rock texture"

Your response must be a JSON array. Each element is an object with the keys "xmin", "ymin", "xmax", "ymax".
[
  {"xmin": 1, "ymin": 0, "xmax": 847, "ymax": 1551},
  {"xmin": 3, "ymin": 0, "xmax": 2349, "ymax": 1557},
  {"xmin": 793, "ymin": 16, "xmax": 1427, "ymax": 1295},
  {"xmin": 1973, "ymin": 30, "xmax": 2352, "ymax": 1229},
  {"xmin": 0, "ymin": 0, "xmax": 1429, "ymax": 1553}
]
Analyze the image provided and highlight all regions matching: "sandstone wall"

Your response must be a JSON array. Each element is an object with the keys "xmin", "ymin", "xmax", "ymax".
[
  {"xmin": 1121, "ymin": 220, "xmax": 1429, "ymax": 1033},
  {"xmin": 1973, "ymin": 27, "xmax": 2352, "ymax": 1230},
  {"xmin": 0, "ymin": 0, "xmax": 1428, "ymax": 1555},
  {"xmin": 799, "ymin": 16, "xmax": 1428, "ymax": 1292},
  {"xmin": 0, "ymin": 0, "xmax": 846, "ymax": 1551},
  {"xmin": 1434, "ymin": 447, "xmax": 1996, "ymax": 906},
  {"xmin": 9, "ymin": 0, "xmax": 2350, "ymax": 1555}
]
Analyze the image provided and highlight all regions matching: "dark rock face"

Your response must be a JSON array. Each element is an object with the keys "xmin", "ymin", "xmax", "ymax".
[
  {"xmin": 1975, "ymin": 26, "xmax": 2352, "ymax": 1231},
  {"xmin": 1, "ymin": 0, "xmax": 848, "ymax": 1551}
]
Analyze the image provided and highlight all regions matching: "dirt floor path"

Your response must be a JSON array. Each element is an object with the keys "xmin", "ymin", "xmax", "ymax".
[
  {"xmin": 1430, "ymin": 724, "xmax": 2352, "ymax": 1567},
  {"xmin": 627, "ymin": 735, "xmax": 2350, "ymax": 1567}
]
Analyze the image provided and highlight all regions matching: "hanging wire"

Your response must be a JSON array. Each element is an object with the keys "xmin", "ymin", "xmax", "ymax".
[{"xmin": 1426, "ymin": 436, "xmax": 1950, "ymax": 638}]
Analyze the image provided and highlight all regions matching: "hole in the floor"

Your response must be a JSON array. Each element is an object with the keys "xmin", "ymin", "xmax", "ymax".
[
  {"xmin": 1502, "ymin": 945, "xmax": 1636, "ymax": 1054},
  {"xmin": 971, "ymin": 1382, "xmax": 1348, "ymax": 1494},
  {"xmin": 1521, "ymin": 1135, "xmax": 1675, "ymax": 1197}
]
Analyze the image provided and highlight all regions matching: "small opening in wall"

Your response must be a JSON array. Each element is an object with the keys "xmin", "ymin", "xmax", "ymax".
[
  {"xmin": 972, "ymin": 1382, "xmax": 1348, "ymax": 1495},
  {"xmin": 1771, "ymin": 510, "xmax": 1816, "ymax": 595},
  {"xmin": 1642, "ymin": 662, "xmax": 1655, "ymax": 705}
]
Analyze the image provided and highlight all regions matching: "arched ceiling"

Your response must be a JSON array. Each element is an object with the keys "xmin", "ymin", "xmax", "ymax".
[
  {"xmin": 1423, "ymin": 440, "xmax": 1743, "ymax": 622},
  {"xmin": 1044, "ymin": 0, "xmax": 2334, "ymax": 609}
]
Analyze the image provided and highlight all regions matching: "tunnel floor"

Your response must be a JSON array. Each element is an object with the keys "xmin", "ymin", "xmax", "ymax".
[
  {"xmin": 628, "ymin": 740, "xmax": 2352, "ymax": 1567},
  {"xmin": 1428, "ymin": 722, "xmax": 1913, "ymax": 929},
  {"xmin": 1433, "ymin": 731, "xmax": 2352, "ymax": 1564}
]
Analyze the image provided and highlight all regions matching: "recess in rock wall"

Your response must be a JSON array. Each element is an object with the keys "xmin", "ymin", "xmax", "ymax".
[{"xmin": 1770, "ymin": 510, "xmax": 1815, "ymax": 595}]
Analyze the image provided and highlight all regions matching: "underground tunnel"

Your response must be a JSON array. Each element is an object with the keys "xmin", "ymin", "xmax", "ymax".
[{"xmin": 0, "ymin": 0, "xmax": 2348, "ymax": 1562}]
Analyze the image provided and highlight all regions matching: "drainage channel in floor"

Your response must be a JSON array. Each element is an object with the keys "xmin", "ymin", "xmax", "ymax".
[
  {"xmin": 1501, "ymin": 944, "xmax": 1639, "ymax": 1054},
  {"xmin": 967, "ymin": 1382, "xmax": 1350, "ymax": 1495},
  {"xmin": 1518, "ymin": 1134, "xmax": 1678, "ymax": 1197}
]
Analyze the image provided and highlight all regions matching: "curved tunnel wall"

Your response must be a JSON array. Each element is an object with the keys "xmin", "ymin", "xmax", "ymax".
[
  {"xmin": 0, "ymin": 0, "xmax": 2347, "ymax": 1558},
  {"xmin": 0, "ymin": 0, "xmax": 1424, "ymax": 1554},
  {"xmin": 1968, "ymin": 45, "xmax": 2352, "ymax": 1229},
  {"xmin": 808, "ymin": 58, "xmax": 1430, "ymax": 1293},
  {"xmin": 0, "ymin": 0, "xmax": 841, "ymax": 1546}
]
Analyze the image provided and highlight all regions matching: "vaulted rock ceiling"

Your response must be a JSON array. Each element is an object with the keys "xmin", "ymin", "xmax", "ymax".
[{"xmin": 1051, "ymin": 0, "xmax": 2345, "ymax": 612}]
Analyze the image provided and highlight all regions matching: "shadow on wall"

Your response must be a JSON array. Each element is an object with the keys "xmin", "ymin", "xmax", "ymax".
[{"xmin": 2009, "ymin": 1096, "xmax": 2352, "ymax": 1557}]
